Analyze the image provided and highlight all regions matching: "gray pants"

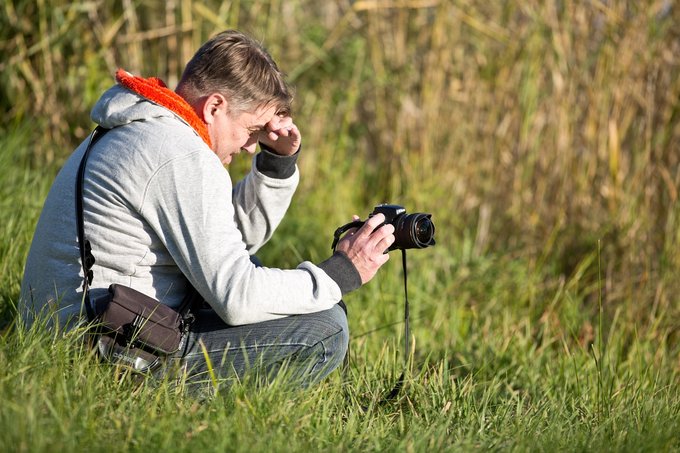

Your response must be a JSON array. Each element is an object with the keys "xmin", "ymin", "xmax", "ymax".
[{"xmin": 173, "ymin": 303, "xmax": 349, "ymax": 388}]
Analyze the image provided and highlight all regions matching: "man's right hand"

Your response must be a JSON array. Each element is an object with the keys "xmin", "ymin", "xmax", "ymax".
[{"xmin": 334, "ymin": 213, "xmax": 396, "ymax": 284}]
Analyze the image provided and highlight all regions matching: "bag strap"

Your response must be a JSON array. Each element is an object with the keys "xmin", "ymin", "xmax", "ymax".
[{"xmin": 76, "ymin": 126, "xmax": 110, "ymax": 320}]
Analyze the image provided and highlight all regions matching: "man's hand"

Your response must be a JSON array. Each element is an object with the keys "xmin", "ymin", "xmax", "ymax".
[
  {"xmin": 335, "ymin": 213, "xmax": 396, "ymax": 284},
  {"xmin": 259, "ymin": 115, "xmax": 301, "ymax": 156}
]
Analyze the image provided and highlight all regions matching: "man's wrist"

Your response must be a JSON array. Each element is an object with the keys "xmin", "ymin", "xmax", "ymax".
[
  {"xmin": 256, "ymin": 142, "xmax": 300, "ymax": 179},
  {"xmin": 317, "ymin": 252, "xmax": 362, "ymax": 295},
  {"xmin": 259, "ymin": 141, "xmax": 300, "ymax": 157}
]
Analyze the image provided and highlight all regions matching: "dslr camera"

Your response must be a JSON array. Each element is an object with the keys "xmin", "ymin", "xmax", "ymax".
[{"xmin": 332, "ymin": 204, "xmax": 435, "ymax": 251}]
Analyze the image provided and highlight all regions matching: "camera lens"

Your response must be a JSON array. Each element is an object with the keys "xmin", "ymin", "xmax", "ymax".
[
  {"xmin": 392, "ymin": 212, "xmax": 435, "ymax": 250},
  {"xmin": 415, "ymin": 217, "xmax": 434, "ymax": 244}
]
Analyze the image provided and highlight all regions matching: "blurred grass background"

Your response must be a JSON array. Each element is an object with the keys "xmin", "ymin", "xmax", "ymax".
[{"xmin": 1, "ymin": 0, "xmax": 678, "ymax": 451}]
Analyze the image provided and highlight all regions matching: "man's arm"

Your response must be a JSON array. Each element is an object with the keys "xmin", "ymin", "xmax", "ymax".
[
  {"xmin": 231, "ymin": 148, "xmax": 299, "ymax": 254},
  {"xmin": 231, "ymin": 115, "xmax": 301, "ymax": 252}
]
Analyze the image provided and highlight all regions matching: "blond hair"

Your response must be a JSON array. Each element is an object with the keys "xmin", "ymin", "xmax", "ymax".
[{"xmin": 177, "ymin": 30, "xmax": 292, "ymax": 116}]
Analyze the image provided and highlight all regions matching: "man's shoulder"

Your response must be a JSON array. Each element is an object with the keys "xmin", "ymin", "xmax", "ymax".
[
  {"xmin": 84, "ymin": 117, "xmax": 219, "ymax": 204},
  {"xmin": 94, "ymin": 117, "xmax": 213, "ymax": 174}
]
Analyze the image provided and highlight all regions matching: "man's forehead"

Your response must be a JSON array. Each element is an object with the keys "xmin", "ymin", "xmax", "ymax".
[{"xmin": 246, "ymin": 105, "xmax": 278, "ymax": 126}]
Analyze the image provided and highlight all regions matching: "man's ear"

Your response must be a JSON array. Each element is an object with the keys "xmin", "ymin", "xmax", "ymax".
[{"xmin": 201, "ymin": 93, "xmax": 228, "ymax": 125}]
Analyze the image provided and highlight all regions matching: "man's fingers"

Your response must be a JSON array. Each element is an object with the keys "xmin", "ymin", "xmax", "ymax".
[
  {"xmin": 376, "ymin": 229, "xmax": 396, "ymax": 252},
  {"xmin": 267, "ymin": 115, "xmax": 292, "ymax": 130},
  {"xmin": 266, "ymin": 116, "xmax": 294, "ymax": 134},
  {"xmin": 274, "ymin": 115, "xmax": 293, "ymax": 129},
  {"xmin": 266, "ymin": 128, "xmax": 289, "ymax": 141},
  {"xmin": 265, "ymin": 124, "xmax": 300, "ymax": 147},
  {"xmin": 356, "ymin": 213, "xmax": 385, "ymax": 237}
]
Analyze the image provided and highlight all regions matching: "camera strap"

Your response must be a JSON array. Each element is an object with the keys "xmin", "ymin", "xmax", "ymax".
[
  {"xmin": 76, "ymin": 126, "xmax": 110, "ymax": 320},
  {"xmin": 401, "ymin": 249, "xmax": 410, "ymax": 371},
  {"xmin": 332, "ymin": 226, "xmax": 412, "ymax": 401},
  {"xmin": 331, "ymin": 221, "xmax": 364, "ymax": 251},
  {"xmin": 381, "ymin": 249, "xmax": 410, "ymax": 400}
]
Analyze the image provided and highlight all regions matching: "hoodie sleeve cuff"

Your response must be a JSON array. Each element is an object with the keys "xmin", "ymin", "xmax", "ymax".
[
  {"xmin": 256, "ymin": 143, "xmax": 300, "ymax": 179},
  {"xmin": 317, "ymin": 252, "xmax": 362, "ymax": 295}
]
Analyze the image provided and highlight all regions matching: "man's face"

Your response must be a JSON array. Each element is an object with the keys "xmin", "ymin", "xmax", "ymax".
[{"xmin": 210, "ymin": 104, "xmax": 278, "ymax": 165}]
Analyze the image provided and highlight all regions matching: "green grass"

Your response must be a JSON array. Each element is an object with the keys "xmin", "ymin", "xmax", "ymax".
[
  {"xmin": 2, "ymin": 305, "xmax": 678, "ymax": 452},
  {"xmin": 1, "ymin": 0, "xmax": 679, "ymax": 451},
  {"xmin": 1, "ymin": 126, "xmax": 678, "ymax": 451}
]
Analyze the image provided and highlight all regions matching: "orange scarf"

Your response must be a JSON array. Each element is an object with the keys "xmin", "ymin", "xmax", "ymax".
[{"xmin": 115, "ymin": 69, "xmax": 212, "ymax": 148}]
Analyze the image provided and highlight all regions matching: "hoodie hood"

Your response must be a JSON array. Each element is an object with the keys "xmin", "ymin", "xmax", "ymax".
[{"xmin": 90, "ymin": 69, "xmax": 212, "ymax": 148}]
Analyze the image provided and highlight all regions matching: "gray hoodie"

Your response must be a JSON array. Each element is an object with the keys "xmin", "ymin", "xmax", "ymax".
[{"xmin": 20, "ymin": 83, "xmax": 360, "ymax": 328}]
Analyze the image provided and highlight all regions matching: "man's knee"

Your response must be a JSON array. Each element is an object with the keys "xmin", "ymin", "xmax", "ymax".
[
  {"xmin": 315, "ymin": 303, "xmax": 349, "ymax": 375},
  {"xmin": 326, "ymin": 302, "xmax": 349, "ymax": 362}
]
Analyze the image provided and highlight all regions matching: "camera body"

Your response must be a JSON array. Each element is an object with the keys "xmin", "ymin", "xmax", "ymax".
[
  {"xmin": 370, "ymin": 204, "xmax": 435, "ymax": 251},
  {"xmin": 331, "ymin": 204, "xmax": 436, "ymax": 252}
]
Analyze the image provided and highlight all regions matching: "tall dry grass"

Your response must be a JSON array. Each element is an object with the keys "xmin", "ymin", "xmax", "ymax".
[{"xmin": 1, "ymin": 0, "xmax": 678, "ymax": 348}]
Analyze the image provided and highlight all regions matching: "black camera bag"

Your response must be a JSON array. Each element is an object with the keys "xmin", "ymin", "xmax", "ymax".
[{"xmin": 97, "ymin": 284, "xmax": 185, "ymax": 354}]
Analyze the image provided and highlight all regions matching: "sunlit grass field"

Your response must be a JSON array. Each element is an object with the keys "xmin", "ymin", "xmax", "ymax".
[{"xmin": 1, "ymin": 1, "xmax": 678, "ymax": 451}]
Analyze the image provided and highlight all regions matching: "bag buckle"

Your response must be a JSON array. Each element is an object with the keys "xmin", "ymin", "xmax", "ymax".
[{"xmin": 97, "ymin": 336, "xmax": 161, "ymax": 373}]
